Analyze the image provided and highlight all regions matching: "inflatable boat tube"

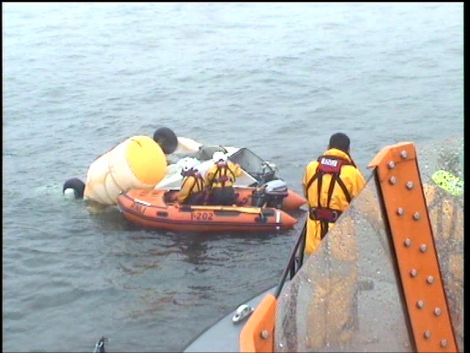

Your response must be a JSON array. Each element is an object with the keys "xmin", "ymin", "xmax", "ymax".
[{"xmin": 117, "ymin": 188, "xmax": 298, "ymax": 232}]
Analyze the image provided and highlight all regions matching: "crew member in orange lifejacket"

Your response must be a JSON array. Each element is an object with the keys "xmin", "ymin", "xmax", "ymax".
[
  {"xmin": 205, "ymin": 151, "xmax": 242, "ymax": 205},
  {"xmin": 302, "ymin": 132, "xmax": 366, "ymax": 256},
  {"xmin": 175, "ymin": 158, "xmax": 205, "ymax": 205}
]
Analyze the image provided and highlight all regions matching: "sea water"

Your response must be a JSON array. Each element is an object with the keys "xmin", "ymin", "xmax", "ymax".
[{"xmin": 3, "ymin": 3, "xmax": 463, "ymax": 351}]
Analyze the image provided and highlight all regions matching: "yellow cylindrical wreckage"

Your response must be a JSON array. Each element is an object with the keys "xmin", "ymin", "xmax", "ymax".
[{"xmin": 83, "ymin": 135, "xmax": 167, "ymax": 205}]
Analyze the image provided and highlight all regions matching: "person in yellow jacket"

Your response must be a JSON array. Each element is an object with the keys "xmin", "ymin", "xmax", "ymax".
[
  {"xmin": 204, "ymin": 151, "xmax": 242, "ymax": 205},
  {"xmin": 174, "ymin": 158, "xmax": 206, "ymax": 205},
  {"xmin": 302, "ymin": 145, "xmax": 463, "ymax": 351},
  {"xmin": 302, "ymin": 132, "xmax": 366, "ymax": 256},
  {"xmin": 296, "ymin": 133, "xmax": 366, "ymax": 350}
]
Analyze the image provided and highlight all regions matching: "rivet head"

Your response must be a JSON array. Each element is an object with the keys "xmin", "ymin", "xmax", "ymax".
[
  {"xmin": 434, "ymin": 307, "xmax": 442, "ymax": 316},
  {"xmin": 426, "ymin": 276, "xmax": 434, "ymax": 284},
  {"xmin": 423, "ymin": 330, "xmax": 431, "ymax": 339},
  {"xmin": 389, "ymin": 176, "xmax": 397, "ymax": 185},
  {"xmin": 400, "ymin": 150, "xmax": 408, "ymax": 159},
  {"xmin": 410, "ymin": 269, "xmax": 418, "ymax": 277},
  {"xmin": 440, "ymin": 339, "xmax": 448, "ymax": 348},
  {"xmin": 416, "ymin": 300, "xmax": 424, "ymax": 309},
  {"xmin": 413, "ymin": 212, "xmax": 421, "ymax": 220},
  {"xmin": 403, "ymin": 238, "xmax": 412, "ymax": 247},
  {"xmin": 420, "ymin": 244, "xmax": 427, "ymax": 253},
  {"xmin": 387, "ymin": 161, "xmax": 396, "ymax": 169},
  {"xmin": 260, "ymin": 330, "xmax": 270, "ymax": 339},
  {"xmin": 406, "ymin": 181, "xmax": 414, "ymax": 190},
  {"xmin": 397, "ymin": 208, "xmax": 404, "ymax": 216}
]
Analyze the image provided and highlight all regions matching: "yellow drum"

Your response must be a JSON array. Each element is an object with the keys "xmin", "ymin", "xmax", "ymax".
[{"xmin": 83, "ymin": 136, "xmax": 167, "ymax": 205}]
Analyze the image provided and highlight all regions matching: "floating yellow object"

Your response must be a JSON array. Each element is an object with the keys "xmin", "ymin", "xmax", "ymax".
[
  {"xmin": 84, "ymin": 136, "xmax": 167, "ymax": 205},
  {"xmin": 431, "ymin": 169, "xmax": 463, "ymax": 196}
]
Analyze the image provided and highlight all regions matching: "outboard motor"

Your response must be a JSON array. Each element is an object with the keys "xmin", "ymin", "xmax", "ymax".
[
  {"xmin": 258, "ymin": 162, "xmax": 277, "ymax": 184},
  {"xmin": 252, "ymin": 179, "xmax": 288, "ymax": 209}
]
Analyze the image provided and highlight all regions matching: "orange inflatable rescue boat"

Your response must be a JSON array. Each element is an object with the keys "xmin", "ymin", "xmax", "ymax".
[{"xmin": 117, "ymin": 186, "xmax": 304, "ymax": 232}]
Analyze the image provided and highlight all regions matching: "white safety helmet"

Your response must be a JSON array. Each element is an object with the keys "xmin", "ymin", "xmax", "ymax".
[
  {"xmin": 212, "ymin": 151, "xmax": 228, "ymax": 163},
  {"xmin": 181, "ymin": 157, "xmax": 199, "ymax": 173}
]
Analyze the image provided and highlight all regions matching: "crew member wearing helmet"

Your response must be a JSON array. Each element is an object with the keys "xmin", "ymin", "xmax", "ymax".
[
  {"xmin": 175, "ymin": 158, "xmax": 205, "ymax": 205},
  {"xmin": 205, "ymin": 151, "xmax": 242, "ymax": 205}
]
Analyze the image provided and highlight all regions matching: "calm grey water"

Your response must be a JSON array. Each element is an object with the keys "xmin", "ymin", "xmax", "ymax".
[{"xmin": 3, "ymin": 3, "xmax": 463, "ymax": 352}]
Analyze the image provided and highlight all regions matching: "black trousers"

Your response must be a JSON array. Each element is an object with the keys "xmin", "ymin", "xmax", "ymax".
[
  {"xmin": 182, "ymin": 192, "xmax": 205, "ymax": 205},
  {"xmin": 208, "ymin": 187, "xmax": 236, "ymax": 206}
]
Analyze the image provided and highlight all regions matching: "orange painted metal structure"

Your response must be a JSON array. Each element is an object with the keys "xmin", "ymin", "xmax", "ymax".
[
  {"xmin": 368, "ymin": 142, "xmax": 457, "ymax": 352},
  {"xmin": 117, "ymin": 188, "xmax": 299, "ymax": 233},
  {"xmin": 239, "ymin": 142, "xmax": 458, "ymax": 352},
  {"xmin": 239, "ymin": 294, "xmax": 277, "ymax": 353}
]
